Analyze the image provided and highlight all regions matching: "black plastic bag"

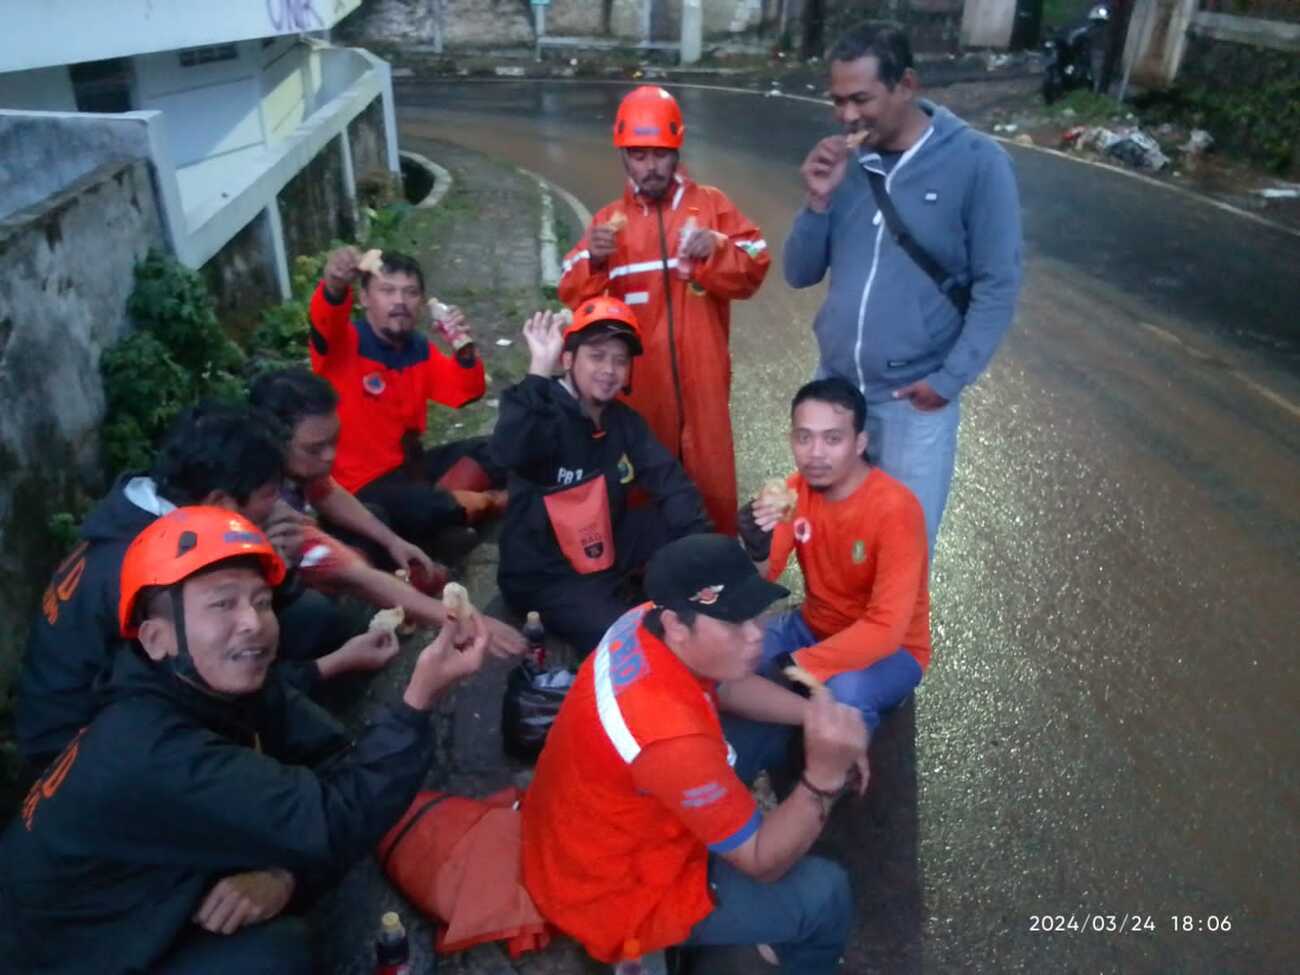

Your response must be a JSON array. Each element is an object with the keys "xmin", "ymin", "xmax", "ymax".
[{"xmin": 502, "ymin": 660, "xmax": 575, "ymax": 761}]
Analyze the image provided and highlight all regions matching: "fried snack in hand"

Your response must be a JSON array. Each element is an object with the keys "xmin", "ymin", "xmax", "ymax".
[
  {"xmin": 442, "ymin": 582, "xmax": 474, "ymax": 646},
  {"xmin": 605, "ymin": 211, "xmax": 628, "ymax": 233},
  {"xmin": 358, "ymin": 248, "xmax": 384, "ymax": 274},
  {"xmin": 784, "ymin": 664, "xmax": 826, "ymax": 693},
  {"xmin": 757, "ymin": 477, "xmax": 798, "ymax": 523},
  {"xmin": 844, "ymin": 130, "xmax": 868, "ymax": 150},
  {"xmin": 369, "ymin": 606, "xmax": 405, "ymax": 635}
]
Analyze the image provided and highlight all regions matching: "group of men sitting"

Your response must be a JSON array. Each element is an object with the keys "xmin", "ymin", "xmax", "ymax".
[{"xmin": 0, "ymin": 19, "xmax": 1023, "ymax": 972}]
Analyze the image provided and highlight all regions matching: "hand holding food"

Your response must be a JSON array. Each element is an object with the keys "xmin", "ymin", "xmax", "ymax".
[
  {"xmin": 441, "ymin": 581, "xmax": 474, "ymax": 646},
  {"xmin": 357, "ymin": 248, "xmax": 384, "ymax": 274},
  {"xmin": 783, "ymin": 663, "xmax": 826, "ymax": 693},
  {"xmin": 800, "ymin": 137, "xmax": 850, "ymax": 212},
  {"xmin": 369, "ymin": 605, "xmax": 405, "ymax": 635},
  {"xmin": 754, "ymin": 477, "xmax": 798, "ymax": 527},
  {"xmin": 323, "ymin": 246, "xmax": 362, "ymax": 296},
  {"xmin": 588, "ymin": 222, "xmax": 619, "ymax": 265}
]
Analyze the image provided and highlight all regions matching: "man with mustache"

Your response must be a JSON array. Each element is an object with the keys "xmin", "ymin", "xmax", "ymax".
[
  {"xmin": 0, "ymin": 507, "xmax": 488, "ymax": 974},
  {"xmin": 785, "ymin": 21, "xmax": 1023, "ymax": 556},
  {"xmin": 558, "ymin": 86, "xmax": 770, "ymax": 535},
  {"xmin": 310, "ymin": 248, "xmax": 506, "ymax": 562},
  {"xmin": 739, "ymin": 378, "xmax": 932, "ymax": 733}
]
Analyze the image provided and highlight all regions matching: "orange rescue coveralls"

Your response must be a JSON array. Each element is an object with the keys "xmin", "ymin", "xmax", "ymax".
[{"xmin": 558, "ymin": 174, "xmax": 770, "ymax": 535}]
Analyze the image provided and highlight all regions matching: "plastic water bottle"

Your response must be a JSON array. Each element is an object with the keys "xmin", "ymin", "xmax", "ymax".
[
  {"xmin": 523, "ymin": 610, "xmax": 546, "ymax": 668},
  {"xmin": 674, "ymin": 209, "xmax": 700, "ymax": 280},
  {"xmin": 374, "ymin": 911, "xmax": 412, "ymax": 975}
]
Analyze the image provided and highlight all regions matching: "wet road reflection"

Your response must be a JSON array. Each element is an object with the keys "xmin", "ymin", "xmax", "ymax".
[{"xmin": 398, "ymin": 81, "xmax": 1300, "ymax": 972}]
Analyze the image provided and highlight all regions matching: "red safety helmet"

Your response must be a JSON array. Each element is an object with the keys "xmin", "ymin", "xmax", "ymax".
[
  {"xmin": 118, "ymin": 506, "xmax": 286, "ymax": 638},
  {"xmin": 613, "ymin": 86, "xmax": 685, "ymax": 150},
  {"xmin": 564, "ymin": 297, "xmax": 644, "ymax": 356}
]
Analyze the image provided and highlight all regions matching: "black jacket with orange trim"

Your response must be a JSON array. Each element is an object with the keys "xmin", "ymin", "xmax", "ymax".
[
  {"xmin": 489, "ymin": 374, "xmax": 710, "ymax": 591},
  {"xmin": 0, "ymin": 648, "xmax": 434, "ymax": 975}
]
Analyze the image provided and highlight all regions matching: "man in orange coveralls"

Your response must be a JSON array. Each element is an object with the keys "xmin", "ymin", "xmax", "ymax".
[{"xmin": 558, "ymin": 86, "xmax": 771, "ymax": 535}]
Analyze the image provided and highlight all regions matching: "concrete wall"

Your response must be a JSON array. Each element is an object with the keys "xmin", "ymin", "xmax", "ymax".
[
  {"xmin": 348, "ymin": 96, "xmax": 390, "ymax": 184},
  {"xmin": 1177, "ymin": 21, "xmax": 1300, "ymax": 176},
  {"xmin": 0, "ymin": 160, "xmax": 165, "ymax": 704},
  {"xmin": 1, "ymin": 0, "xmax": 363, "ymax": 74},
  {"xmin": 1122, "ymin": 0, "xmax": 1200, "ymax": 87},
  {"xmin": 338, "ymin": 0, "xmax": 776, "ymax": 47},
  {"xmin": 336, "ymin": 0, "xmax": 534, "ymax": 48},
  {"xmin": 278, "ymin": 136, "xmax": 355, "ymax": 266},
  {"xmin": 0, "ymin": 67, "xmax": 77, "ymax": 112},
  {"xmin": 0, "ymin": 111, "xmax": 157, "ymax": 223},
  {"xmin": 201, "ymin": 209, "xmax": 283, "ymax": 339}
]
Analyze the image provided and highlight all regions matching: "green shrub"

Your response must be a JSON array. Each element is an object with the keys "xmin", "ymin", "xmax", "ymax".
[{"xmin": 101, "ymin": 252, "xmax": 246, "ymax": 473}]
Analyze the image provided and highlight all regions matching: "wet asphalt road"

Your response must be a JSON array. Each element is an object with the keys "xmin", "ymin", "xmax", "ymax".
[{"xmin": 396, "ymin": 81, "xmax": 1300, "ymax": 973}]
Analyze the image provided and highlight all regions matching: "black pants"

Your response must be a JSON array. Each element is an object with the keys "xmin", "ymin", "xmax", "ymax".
[
  {"xmin": 155, "ymin": 916, "xmax": 312, "ymax": 974},
  {"xmin": 501, "ymin": 508, "xmax": 675, "ymax": 657},
  {"xmin": 355, "ymin": 437, "xmax": 501, "ymax": 547}
]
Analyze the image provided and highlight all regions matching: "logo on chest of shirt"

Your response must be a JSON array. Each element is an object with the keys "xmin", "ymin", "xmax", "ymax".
[
  {"xmin": 793, "ymin": 517, "xmax": 813, "ymax": 544},
  {"xmin": 362, "ymin": 372, "xmax": 386, "ymax": 396},
  {"xmin": 617, "ymin": 453, "xmax": 635, "ymax": 485},
  {"xmin": 851, "ymin": 539, "xmax": 867, "ymax": 564}
]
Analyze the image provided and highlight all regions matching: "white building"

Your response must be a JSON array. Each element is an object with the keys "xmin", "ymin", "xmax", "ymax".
[{"xmin": 0, "ymin": 0, "xmax": 399, "ymax": 300}]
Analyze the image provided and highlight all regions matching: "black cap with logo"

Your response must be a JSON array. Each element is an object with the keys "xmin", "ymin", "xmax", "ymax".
[{"xmin": 645, "ymin": 534, "xmax": 789, "ymax": 623}]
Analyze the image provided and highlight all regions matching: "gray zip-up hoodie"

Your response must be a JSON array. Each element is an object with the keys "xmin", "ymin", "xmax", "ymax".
[{"xmin": 783, "ymin": 102, "xmax": 1022, "ymax": 403}]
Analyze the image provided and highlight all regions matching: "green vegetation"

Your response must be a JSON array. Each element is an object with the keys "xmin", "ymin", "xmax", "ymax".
[
  {"xmin": 102, "ymin": 252, "xmax": 246, "ymax": 473},
  {"xmin": 1047, "ymin": 89, "xmax": 1127, "ymax": 125},
  {"xmin": 1138, "ymin": 78, "xmax": 1300, "ymax": 174}
]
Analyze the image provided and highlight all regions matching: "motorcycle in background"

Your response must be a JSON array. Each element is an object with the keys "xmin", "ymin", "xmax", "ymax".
[{"xmin": 1041, "ymin": 3, "xmax": 1112, "ymax": 104}]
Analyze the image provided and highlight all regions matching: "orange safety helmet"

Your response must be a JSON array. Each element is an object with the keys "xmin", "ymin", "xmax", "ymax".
[
  {"xmin": 118, "ymin": 506, "xmax": 286, "ymax": 638},
  {"xmin": 613, "ymin": 86, "xmax": 685, "ymax": 150},
  {"xmin": 564, "ymin": 297, "xmax": 644, "ymax": 356}
]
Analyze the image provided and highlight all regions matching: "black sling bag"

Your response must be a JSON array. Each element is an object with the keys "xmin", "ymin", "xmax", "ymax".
[{"xmin": 864, "ymin": 168, "xmax": 971, "ymax": 316}]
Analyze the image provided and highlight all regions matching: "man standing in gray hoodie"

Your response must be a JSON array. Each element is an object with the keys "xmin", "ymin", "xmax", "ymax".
[{"xmin": 784, "ymin": 21, "xmax": 1022, "ymax": 554}]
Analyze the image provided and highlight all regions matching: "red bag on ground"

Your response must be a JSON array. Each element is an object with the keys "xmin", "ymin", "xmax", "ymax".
[{"xmin": 376, "ymin": 788, "xmax": 551, "ymax": 958}]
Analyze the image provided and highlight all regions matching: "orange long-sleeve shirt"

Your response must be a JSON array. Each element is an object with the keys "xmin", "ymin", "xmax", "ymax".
[
  {"xmin": 767, "ymin": 469, "xmax": 932, "ymax": 683},
  {"xmin": 308, "ymin": 283, "xmax": 485, "ymax": 492}
]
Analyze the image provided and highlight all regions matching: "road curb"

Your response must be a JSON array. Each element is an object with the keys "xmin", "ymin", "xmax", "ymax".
[
  {"xmin": 411, "ymin": 78, "xmax": 1300, "ymax": 241},
  {"xmin": 399, "ymin": 149, "xmax": 453, "ymax": 209},
  {"xmin": 518, "ymin": 166, "xmax": 593, "ymax": 290}
]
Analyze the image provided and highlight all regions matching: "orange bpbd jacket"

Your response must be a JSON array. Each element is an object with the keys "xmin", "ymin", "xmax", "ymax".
[
  {"xmin": 521, "ymin": 604, "xmax": 737, "ymax": 963},
  {"xmin": 308, "ymin": 283, "xmax": 486, "ymax": 492},
  {"xmin": 767, "ymin": 469, "xmax": 933, "ymax": 683},
  {"xmin": 559, "ymin": 174, "xmax": 770, "ymax": 535}
]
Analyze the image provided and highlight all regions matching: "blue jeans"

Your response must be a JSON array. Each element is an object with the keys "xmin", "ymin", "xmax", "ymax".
[
  {"xmin": 864, "ymin": 396, "xmax": 961, "ymax": 557},
  {"xmin": 685, "ymin": 856, "xmax": 853, "ymax": 975},
  {"xmin": 762, "ymin": 611, "xmax": 922, "ymax": 732}
]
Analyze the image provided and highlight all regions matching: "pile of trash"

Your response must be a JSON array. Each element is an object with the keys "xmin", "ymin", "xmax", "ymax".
[
  {"xmin": 1062, "ymin": 125, "xmax": 1170, "ymax": 170},
  {"xmin": 1061, "ymin": 125, "xmax": 1215, "ymax": 172}
]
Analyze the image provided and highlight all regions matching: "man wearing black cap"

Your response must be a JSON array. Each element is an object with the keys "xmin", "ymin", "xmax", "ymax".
[{"xmin": 521, "ymin": 534, "xmax": 867, "ymax": 973}]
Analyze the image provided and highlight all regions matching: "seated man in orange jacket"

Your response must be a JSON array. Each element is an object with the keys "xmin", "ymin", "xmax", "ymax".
[
  {"xmin": 309, "ymin": 247, "xmax": 505, "ymax": 559},
  {"xmin": 740, "ymin": 377, "xmax": 931, "ymax": 731},
  {"xmin": 559, "ymin": 86, "xmax": 770, "ymax": 535},
  {"xmin": 522, "ymin": 534, "xmax": 866, "ymax": 973}
]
